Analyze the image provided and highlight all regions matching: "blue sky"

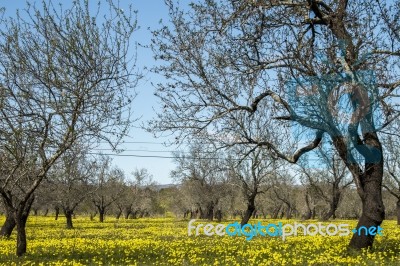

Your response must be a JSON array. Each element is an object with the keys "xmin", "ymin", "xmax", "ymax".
[{"xmin": 1, "ymin": 0, "xmax": 182, "ymax": 184}]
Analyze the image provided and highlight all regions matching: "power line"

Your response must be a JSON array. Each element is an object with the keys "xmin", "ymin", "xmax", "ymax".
[
  {"xmin": 88, "ymin": 152, "xmax": 394, "ymax": 163},
  {"xmin": 87, "ymin": 153, "xmax": 227, "ymax": 160},
  {"xmin": 91, "ymin": 148, "xmax": 213, "ymax": 154},
  {"xmin": 97, "ymin": 141, "xmax": 178, "ymax": 145}
]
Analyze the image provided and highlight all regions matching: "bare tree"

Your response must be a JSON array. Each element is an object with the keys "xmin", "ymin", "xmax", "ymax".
[
  {"xmin": 47, "ymin": 146, "xmax": 97, "ymax": 229},
  {"xmin": 170, "ymin": 144, "xmax": 228, "ymax": 221},
  {"xmin": 129, "ymin": 168, "xmax": 158, "ymax": 218},
  {"xmin": 227, "ymin": 149, "xmax": 275, "ymax": 225},
  {"xmin": 91, "ymin": 156, "xmax": 125, "ymax": 223},
  {"xmin": 0, "ymin": 0, "xmax": 138, "ymax": 256},
  {"xmin": 298, "ymin": 146, "xmax": 353, "ymax": 220},
  {"xmin": 150, "ymin": 0, "xmax": 400, "ymax": 249}
]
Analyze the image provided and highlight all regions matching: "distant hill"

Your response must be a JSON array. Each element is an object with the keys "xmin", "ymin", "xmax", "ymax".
[{"xmin": 153, "ymin": 184, "xmax": 177, "ymax": 190}]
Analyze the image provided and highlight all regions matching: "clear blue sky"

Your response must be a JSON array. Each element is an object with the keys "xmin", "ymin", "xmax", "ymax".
[{"xmin": 1, "ymin": 0, "xmax": 183, "ymax": 184}]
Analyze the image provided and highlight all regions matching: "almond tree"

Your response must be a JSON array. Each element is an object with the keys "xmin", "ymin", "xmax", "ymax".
[
  {"xmin": 297, "ymin": 146, "xmax": 353, "ymax": 220},
  {"xmin": 0, "ymin": 0, "xmax": 138, "ymax": 256},
  {"xmin": 170, "ymin": 144, "xmax": 228, "ymax": 221},
  {"xmin": 91, "ymin": 156, "xmax": 125, "ymax": 223},
  {"xmin": 227, "ymin": 149, "xmax": 276, "ymax": 225},
  {"xmin": 47, "ymin": 146, "xmax": 97, "ymax": 229},
  {"xmin": 150, "ymin": 0, "xmax": 400, "ymax": 249}
]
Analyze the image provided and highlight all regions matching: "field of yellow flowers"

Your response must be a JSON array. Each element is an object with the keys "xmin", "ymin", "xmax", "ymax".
[{"xmin": 0, "ymin": 216, "xmax": 399, "ymax": 265}]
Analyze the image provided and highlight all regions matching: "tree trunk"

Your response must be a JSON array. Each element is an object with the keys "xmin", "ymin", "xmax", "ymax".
[
  {"xmin": 15, "ymin": 195, "xmax": 35, "ymax": 257},
  {"xmin": 349, "ymin": 171, "xmax": 385, "ymax": 250},
  {"xmin": 44, "ymin": 209, "xmax": 49, "ymax": 216},
  {"xmin": 322, "ymin": 187, "xmax": 341, "ymax": 221},
  {"xmin": 322, "ymin": 200, "xmax": 339, "ymax": 221},
  {"xmin": 116, "ymin": 210, "xmax": 122, "ymax": 220},
  {"xmin": 63, "ymin": 209, "xmax": 74, "ymax": 229},
  {"xmin": 206, "ymin": 203, "xmax": 214, "ymax": 221},
  {"xmin": 130, "ymin": 211, "xmax": 138, "ymax": 219},
  {"xmin": 124, "ymin": 206, "xmax": 131, "ymax": 219},
  {"xmin": 0, "ymin": 205, "xmax": 16, "ymax": 238},
  {"xmin": 16, "ymin": 214, "xmax": 27, "ymax": 257},
  {"xmin": 99, "ymin": 209, "xmax": 105, "ymax": 222},
  {"xmin": 241, "ymin": 195, "xmax": 256, "ymax": 226},
  {"xmin": 55, "ymin": 206, "xmax": 60, "ymax": 221},
  {"xmin": 271, "ymin": 204, "xmax": 282, "ymax": 219}
]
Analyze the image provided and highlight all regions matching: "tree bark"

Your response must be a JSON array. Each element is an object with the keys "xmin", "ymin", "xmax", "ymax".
[
  {"xmin": 63, "ymin": 208, "xmax": 74, "ymax": 229},
  {"xmin": 16, "ymin": 215, "xmax": 27, "ymax": 257},
  {"xmin": 99, "ymin": 209, "xmax": 105, "ymax": 222},
  {"xmin": 0, "ymin": 204, "xmax": 16, "ymax": 237},
  {"xmin": 15, "ymin": 195, "xmax": 35, "ymax": 257},
  {"xmin": 241, "ymin": 195, "xmax": 256, "ymax": 226},
  {"xmin": 55, "ymin": 206, "xmax": 60, "ymax": 221},
  {"xmin": 349, "ymin": 171, "xmax": 385, "ymax": 249},
  {"xmin": 206, "ymin": 202, "xmax": 214, "ymax": 221}
]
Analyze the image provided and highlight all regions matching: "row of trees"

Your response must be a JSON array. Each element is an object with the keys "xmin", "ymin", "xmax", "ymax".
[
  {"xmin": 2, "ymin": 141, "xmax": 399, "ymax": 227},
  {"xmin": 167, "ymin": 136, "xmax": 400, "ymax": 226},
  {"xmin": 1, "ymin": 150, "xmax": 158, "ymax": 231}
]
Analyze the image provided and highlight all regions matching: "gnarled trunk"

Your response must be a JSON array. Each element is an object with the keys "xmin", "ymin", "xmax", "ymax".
[
  {"xmin": 15, "ymin": 195, "xmax": 35, "ymax": 257},
  {"xmin": 241, "ymin": 194, "xmax": 256, "ymax": 226},
  {"xmin": 349, "ymin": 168, "xmax": 385, "ymax": 249},
  {"xmin": 63, "ymin": 208, "xmax": 74, "ymax": 229}
]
